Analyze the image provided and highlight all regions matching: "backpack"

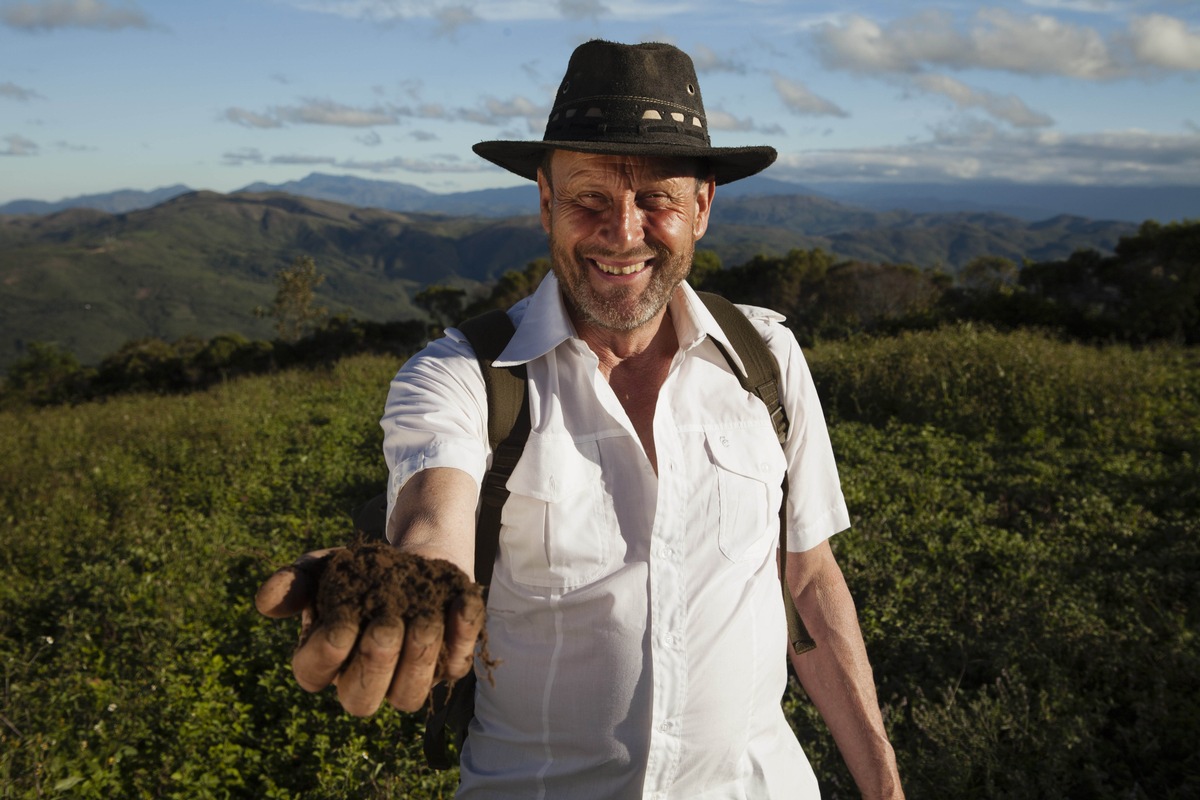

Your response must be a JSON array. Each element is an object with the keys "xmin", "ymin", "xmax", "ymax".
[{"xmin": 354, "ymin": 291, "xmax": 815, "ymax": 769}]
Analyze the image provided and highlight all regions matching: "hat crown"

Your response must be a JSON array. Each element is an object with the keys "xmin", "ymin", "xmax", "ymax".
[
  {"xmin": 471, "ymin": 39, "xmax": 776, "ymax": 185},
  {"xmin": 544, "ymin": 40, "xmax": 710, "ymax": 148}
]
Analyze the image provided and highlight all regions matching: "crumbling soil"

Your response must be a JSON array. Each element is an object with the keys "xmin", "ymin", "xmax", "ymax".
[{"xmin": 312, "ymin": 542, "xmax": 492, "ymax": 679}]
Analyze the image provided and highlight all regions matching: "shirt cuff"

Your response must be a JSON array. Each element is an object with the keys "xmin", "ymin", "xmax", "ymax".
[{"xmin": 786, "ymin": 497, "xmax": 851, "ymax": 553}]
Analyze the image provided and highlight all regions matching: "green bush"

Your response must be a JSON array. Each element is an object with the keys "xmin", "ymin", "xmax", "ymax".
[{"xmin": 2, "ymin": 332, "xmax": 1197, "ymax": 798}]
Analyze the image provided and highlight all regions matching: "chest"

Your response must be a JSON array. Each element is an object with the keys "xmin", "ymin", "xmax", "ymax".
[{"xmin": 497, "ymin": 343, "xmax": 787, "ymax": 591}]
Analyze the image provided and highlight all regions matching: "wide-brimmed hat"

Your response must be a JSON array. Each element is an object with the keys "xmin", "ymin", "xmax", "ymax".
[{"xmin": 472, "ymin": 40, "xmax": 777, "ymax": 185}]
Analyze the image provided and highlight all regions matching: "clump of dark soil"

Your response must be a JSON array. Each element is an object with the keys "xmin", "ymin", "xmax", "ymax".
[{"xmin": 313, "ymin": 542, "xmax": 492, "ymax": 679}]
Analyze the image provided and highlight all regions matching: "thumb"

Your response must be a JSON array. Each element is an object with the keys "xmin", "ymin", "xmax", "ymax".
[{"xmin": 254, "ymin": 548, "xmax": 338, "ymax": 619}]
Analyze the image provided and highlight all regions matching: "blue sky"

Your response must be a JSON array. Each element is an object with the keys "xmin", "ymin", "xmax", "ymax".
[{"xmin": 1, "ymin": 0, "xmax": 1198, "ymax": 204}]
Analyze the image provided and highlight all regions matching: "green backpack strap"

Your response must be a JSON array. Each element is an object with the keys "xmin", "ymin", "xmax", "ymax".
[
  {"xmin": 455, "ymin": 309, "xmax": 530, "ymax": 587},
  {"xmin": 696, "ymin": 292, "xmax": 816, "ymax": 656}
]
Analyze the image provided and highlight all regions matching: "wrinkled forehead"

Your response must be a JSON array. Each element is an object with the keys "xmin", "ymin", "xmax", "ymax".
[{"xmin": 545, "ymin": 149, "xmax": 707, "ymax": 184}]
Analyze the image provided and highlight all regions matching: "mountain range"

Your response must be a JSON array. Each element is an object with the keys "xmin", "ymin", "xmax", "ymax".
[
  {"xmin": 3, "ymin": 171, "xmax": 1198, "ymax": 223},
  {"xmin": 0, "ymin": 175, "xmax": 1150, "ymax": 372}
]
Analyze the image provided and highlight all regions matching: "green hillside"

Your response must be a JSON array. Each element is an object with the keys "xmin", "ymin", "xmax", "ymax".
[
  {"xmin": 0, "ymin": 189, "xmax": 1138, "ymax": 372},
  {"xmin": 1, "ymin": 328, "xmax": 1196, "ymax": 798},
  {"xmin": 0, "ymin": 191, "xmax": 546, "ymax": 370}
]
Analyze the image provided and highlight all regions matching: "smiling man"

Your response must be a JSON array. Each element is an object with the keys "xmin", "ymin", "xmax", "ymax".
[{"xmin": 257, "ymin": 39, "xmax": 903, "ymax": 799}]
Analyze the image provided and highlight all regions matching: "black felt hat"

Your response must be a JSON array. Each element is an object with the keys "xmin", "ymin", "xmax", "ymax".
[{"xmin": 472, "ymin": 40, "xmax": 777, "ymax": 185}]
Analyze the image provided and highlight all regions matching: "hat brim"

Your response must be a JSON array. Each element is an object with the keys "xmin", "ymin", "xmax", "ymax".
[{"xmin": 472, "ymin": 140, "xmax": 777, "ymax": 186}]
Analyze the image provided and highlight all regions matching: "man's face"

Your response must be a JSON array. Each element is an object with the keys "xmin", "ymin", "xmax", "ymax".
[{"xmin": 538, "ymin": 150, "xmax": 715, "ymax": 333}]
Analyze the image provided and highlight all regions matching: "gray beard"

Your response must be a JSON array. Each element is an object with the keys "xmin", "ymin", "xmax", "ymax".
[{"xmin": 549, "ymin": 238, "xmax": 692, "ymax": 333}]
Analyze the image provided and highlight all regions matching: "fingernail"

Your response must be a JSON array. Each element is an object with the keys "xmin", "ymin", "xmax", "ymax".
[
  {"xmin": 413, "ymin": 617, "xmax": 440, "ymax": 645},
  {"xmin": 326, "ymin": 624, "xmax": 358, "ymax": 649},
  {"xmin": 370, "ymin": 625, "xmax": 402, "ymax": 647}
]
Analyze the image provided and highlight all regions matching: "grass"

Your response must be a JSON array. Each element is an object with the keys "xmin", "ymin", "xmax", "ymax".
[{"xmin": 1, "ymin": 330, "xmax": 1197, "ymax": 798}]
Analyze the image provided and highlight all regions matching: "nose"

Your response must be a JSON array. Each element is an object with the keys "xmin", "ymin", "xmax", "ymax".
[{"xmin": 598, "ymin": 192, "xmax": 645, "ymax": 250}]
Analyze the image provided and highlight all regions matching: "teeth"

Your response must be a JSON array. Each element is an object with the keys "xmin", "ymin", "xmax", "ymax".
[{"xmin": 597, "ymin": 261, "xmax": 646, "ymax": 275}]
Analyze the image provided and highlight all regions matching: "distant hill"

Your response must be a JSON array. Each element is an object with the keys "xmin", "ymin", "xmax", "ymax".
[
  {"xmin": 811, "ymin": 181, "xmax": 1200, "ymax": 224},
  {"xmin": 0, "ymin": 191, "xmax": 546, "ymax": 369},
  {"xmin": 0, "ymin": 185, "xmax": 1140, "ymax": 372},
  {"xmin": 4, "ymin": 172, "xmax": 1196, "ymax": 223},
  {"xmin": 0, "ymin": 184, "xmax": 193, "ymax": 215}
]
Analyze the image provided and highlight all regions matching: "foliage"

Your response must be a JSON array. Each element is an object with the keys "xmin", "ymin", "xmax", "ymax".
[
  {"xmin": 0, "ymin": 317, "xmax": 427, "ymax": 408},
  {"xmin": 413, "ymin": 285, "xmax": 467, "ymax": 330},
  {"xmin": 1, "ymin": 342, "xmax": 93, "ymax": 406},
  {"xmin": 2, "ymin": 329, "xmax": 1196, "ymax": 798},
  {"xmin": 703, "ymin": 221, "xmax": 1200, "ymax": 347},
  {"xmin": 791, "ymin": 328, "xmax": 1200, "ymax": 799},
  {"xmin": 0, "ymin": 355, "xmax": 460, "ymax": 798},
  {"xmin": 461, "ymin": 258, "xmax": 551, "ymax": 318},
  {"xmin": 255, "ymin": 255, "xmax": 330, "ymax": 343}
]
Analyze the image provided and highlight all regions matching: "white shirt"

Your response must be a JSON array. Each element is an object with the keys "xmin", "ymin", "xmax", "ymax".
[{"xmin": 381, "ymin": 273, "xmax": 850, "ymax": 799}]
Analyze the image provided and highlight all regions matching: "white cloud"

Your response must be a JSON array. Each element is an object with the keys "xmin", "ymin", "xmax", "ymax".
[
  {"xmin": 433, "ymin": 4, "xmax": 479, "ymax": 36},
  {"xmin": 455, "ymin": 95, "xmax": 546, "ymax": 130},
  {"xmin": 969, "ymin": 8, "xmax": 1116, "ymax": 78},
  {"xmin": 773, "ymin": 123, "xmax": 1200, "ymax": 186},
  {"xmin": 556, "ymin": 0, "xmax": 607, "ymax": 21},
  {"xmin": 911, "ymin": 73, "xmax": 1053, "ymax": 129},
  {"xmin": 223, "ymin": 99, "xmax": 399, "ymax": 128},
  {"xmin": 706, "ymin": 108, "xmax": 785, "ymax": 136},
  {"xmin": 1022, "ymin": 0, "xmax": 1119, "ymax": 12},
  {"xmin": 1, "ymin": 0, "xmax": 155, "ymax": 32},
  {"xmin": 276, "ymin": 98, "xmax": 398, "ymax": 127},
  {"xmin": 270, "ymin": 154, "xmax": 339, "ymax": 165},
  {"xmin": 0, "ymin": 134, "xmax": 38, "ymax": 155},
  {"xmin": 771, "ymin": 73, "xmax": 848, "ymax": 118},
  {"xmin": 811, "ymin": 9, "xmax": 1200, "ymax": 79},
  {"xmin": 222, "ymin": 147, "xmax": 264, "ymax": 165},
  {"xmin": 691, "ymin": 44, "xmax": 747, "ymax": 74},
  {"xmin": 337, "ymin": 154, "xmax": 486, "ymax": 174},
  {"xmin": 223, "ymin": 107, "xmax": 283, "ymax": 129},
  {"xmin": 1128, "ymin": 14, "xmax": 1200, "ymax": 71},
  {"xmin": 0, "ymin": 81, "xmax": 42, "ymax": 101}
]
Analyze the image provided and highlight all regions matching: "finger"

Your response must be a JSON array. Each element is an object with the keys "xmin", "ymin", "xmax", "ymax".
[
  {"xmin": 387, "ymin": 614, "xmax": 444, "ymax": 713},
  {"xmin": 292, "ymin": 621, "xmax": 359, "ymax": 693},
  {"xmin": 335, "ymin": 621, "xmax": 404, "ymax": 717},
  {"xmin": 439, "ymin": 589, "xmax": 485, "ymax": 682},
  {"xmin": 254, "ymin": 549, "xmax": 339, "ymax": 619}
]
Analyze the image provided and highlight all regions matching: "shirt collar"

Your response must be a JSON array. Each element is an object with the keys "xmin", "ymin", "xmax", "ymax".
[
  {"xmin": 494, "ymin": 272, "xmax": 575, "ymax": 367},
  {"xmin": 493, "ymin": 271, "xmax": 755, "ymax": 373}
]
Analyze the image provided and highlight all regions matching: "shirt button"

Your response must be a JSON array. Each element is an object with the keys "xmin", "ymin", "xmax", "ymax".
[
  {"xmin": 661, "ymin": 721, "xmax": 673, "ymax": 732},
  {"xmin": 720, "ymin": 435, "xmax": 730, "ymax": 447}
]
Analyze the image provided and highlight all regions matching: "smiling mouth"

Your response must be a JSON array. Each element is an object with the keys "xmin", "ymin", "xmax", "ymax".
[{"xmin": 593, "ymin": 259, "xmax": 651, "ymax": 276}]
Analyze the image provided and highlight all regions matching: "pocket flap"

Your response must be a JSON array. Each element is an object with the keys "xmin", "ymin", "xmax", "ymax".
[
  {"xmin": 506, "ymin": 434, "xmax": 602, "ymax": 502},
  {"xmin": 704, "ymin": 429, "xmax": 782, "ymax": 483}
]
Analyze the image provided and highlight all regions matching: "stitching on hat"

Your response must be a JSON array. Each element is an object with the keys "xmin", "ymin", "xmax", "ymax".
[{"xmin": 551, "ymin": 94, "xmax": 703, "ymax": 119}]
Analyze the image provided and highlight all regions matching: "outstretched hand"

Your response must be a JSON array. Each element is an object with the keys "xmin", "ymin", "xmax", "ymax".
[{"xmin": 254, "ymin": 546, "xmax": 486, "ymax": 717}]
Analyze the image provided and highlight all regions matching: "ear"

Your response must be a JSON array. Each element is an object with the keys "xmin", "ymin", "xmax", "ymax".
[
  {"xmin": 693, "ymin": 177, "xmax": 716, "ymax": 241},
  {"xmin": 537, "ymin": 168, "xmax": 553, "ymax": 234}
]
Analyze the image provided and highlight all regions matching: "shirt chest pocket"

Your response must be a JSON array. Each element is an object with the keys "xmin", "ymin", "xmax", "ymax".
[
  {"xmin": 499, "ymin": 435, "xmax": 616, "ymax": 589},
  {"xmin": 705, "ymin": 429, "xmax": 786, "ymax": 563}
]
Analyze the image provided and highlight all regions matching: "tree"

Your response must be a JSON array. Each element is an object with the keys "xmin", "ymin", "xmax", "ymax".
[
  {"xmin": 414, "ymin": 285, "xmax": 468, "ymax": 329},
  {"xmin": 255, "ymin": 255, "xmax": 329, "ymax": 342},
  {"xmin": 463, "ymin": 259, "xmax": 552, "ymax": 317},
  {"xmin": 688, "ymin": 249, "xmax": 723, "ymax": 291},
  {"xmin": 2, "ymin": 341, "xmax": 88, "ymax": 405},
  {"xmin": 960, "ymin": 255, "xmax": 1019, "ymax": 294}
]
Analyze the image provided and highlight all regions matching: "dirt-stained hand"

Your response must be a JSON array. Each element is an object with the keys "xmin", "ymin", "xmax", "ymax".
[{"xmin": 254, "ymin": 543, "xmax": 486, "ymax": 717}]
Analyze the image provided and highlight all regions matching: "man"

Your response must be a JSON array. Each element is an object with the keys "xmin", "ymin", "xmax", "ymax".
[{"xmin": 257, "ymin": 40, "xmax": 903, "ymax": 798}]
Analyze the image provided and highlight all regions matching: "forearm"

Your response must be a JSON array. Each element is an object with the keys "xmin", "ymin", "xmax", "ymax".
[
  {"xmin": 386, "ymin": 467, "xmax": 479, "ymax": 578},
  {"xmin": 789, "ymin": 548, "xmax": 903, "ymax": 798}
]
